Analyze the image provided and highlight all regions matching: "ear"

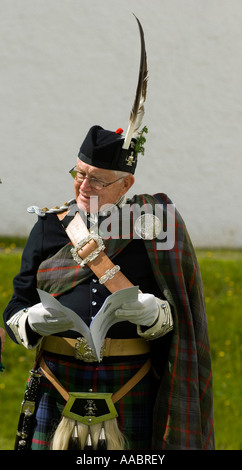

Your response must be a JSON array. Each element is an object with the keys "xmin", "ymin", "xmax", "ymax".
[{"xmin": 121, "ymin": 174, "xmax": 135, "ymax": 195}]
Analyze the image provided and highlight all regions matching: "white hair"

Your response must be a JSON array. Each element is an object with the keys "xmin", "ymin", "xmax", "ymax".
[
  {"xmin": 113, "ymin": 170, "xmax": 131, "ymax": 178},
  {"xmin": 75, "ymin": 158, "xmax": 131, "ymax": 181}
]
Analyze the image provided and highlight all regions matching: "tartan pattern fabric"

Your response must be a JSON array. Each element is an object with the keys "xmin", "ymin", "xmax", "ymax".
[
  {"xmin": 37, "ymin": 242, "xmax": 92, "ymax": 296},
  {"xmin": 36, "ymin": 193, "xmax": 214, "ymax": 449},
  {"xmin": 141, "ymin": 194, "xmax": 214, "ymax": 449},
  {"xmin": 37, "ymin": 238, "xmax": 131, "ymax": 297},
  {"xmin": 31, "ymin": 354, "xmax": 156, "ymax": 450}
]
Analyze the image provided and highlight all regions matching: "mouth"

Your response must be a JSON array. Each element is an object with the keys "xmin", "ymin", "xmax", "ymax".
[
  {"xmin": 79, "ymin": 193, "xmax": 90, "ymax": 200},
  {"xmin": 77, "ymin": 191, "xmax": 100, "ymax": 213},
  {"xmin": 76, "ymin": 195, "xmax": 91, "ymax": 213},
  {"xmin": 78, "ymin": 190, "xmax": 92, "ymax": 202}
]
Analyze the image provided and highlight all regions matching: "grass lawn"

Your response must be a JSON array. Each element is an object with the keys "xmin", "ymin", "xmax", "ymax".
[{"xmin": 0, "ymin": 241, "xmax": 241, "ymax": 450}]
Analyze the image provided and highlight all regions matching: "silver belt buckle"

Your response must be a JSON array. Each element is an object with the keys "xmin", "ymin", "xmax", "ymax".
[
  {"xmin": 74, "ymin": 337, "xmax": 105, "ymax": 363},
  {"xmin": 71, "ymin": 234, "xmax": 105, "ymax": 267}
]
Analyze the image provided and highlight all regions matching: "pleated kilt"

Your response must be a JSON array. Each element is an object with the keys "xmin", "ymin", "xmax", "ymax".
[{"xmin": 31, "ymin": 353, "xmax": 157, "ymax": 450}]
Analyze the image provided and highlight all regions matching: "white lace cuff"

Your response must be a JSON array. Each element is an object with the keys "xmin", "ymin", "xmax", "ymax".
[{"xmin": 7, "ymin": 309, "xmax": 42, "ymax": 350}]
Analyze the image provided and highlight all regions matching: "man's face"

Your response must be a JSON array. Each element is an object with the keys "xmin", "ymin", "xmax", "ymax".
[{"xmin": 74, "ymin": 160, "xmax": 134, "ymax": 212}]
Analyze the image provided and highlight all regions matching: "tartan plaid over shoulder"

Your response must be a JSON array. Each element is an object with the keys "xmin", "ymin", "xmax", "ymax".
[{"xmin": 136, "ymin": 193, "xmax": 214, "ymax": 450}]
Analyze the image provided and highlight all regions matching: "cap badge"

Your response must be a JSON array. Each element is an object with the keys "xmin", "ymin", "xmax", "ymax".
[{"xmin": 126, "ymin": 152, "xmax": 136, "ymax": 167}]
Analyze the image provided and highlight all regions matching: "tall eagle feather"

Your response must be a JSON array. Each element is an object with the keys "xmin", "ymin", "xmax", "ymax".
[{"xmin": 122, "ymin": 15, "xmax": 148, "ymax": 150}]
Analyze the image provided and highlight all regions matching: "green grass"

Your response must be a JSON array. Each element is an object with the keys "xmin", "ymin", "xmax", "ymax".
[
  {"xmin": 0, "ymin": 243, "xmax": 36, "ymax": 449},
  {"xmin": 0, "ymin": 241, "xmax": 241, "ymax": 450},
  {"xmin": 196, "ymin": 249, "xmax": 242, "ymax": 450}
]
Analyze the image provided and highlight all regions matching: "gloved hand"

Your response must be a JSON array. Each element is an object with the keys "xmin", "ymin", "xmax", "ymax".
[
  {"xmin": 27, "ymin": 302, "xmax": 75, "ymax": 336},
  {"xmin": 115, "ymin": 293, "xmax": 159, "ymax": 327}
]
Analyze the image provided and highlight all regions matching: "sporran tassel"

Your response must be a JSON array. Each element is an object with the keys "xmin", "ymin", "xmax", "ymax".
[
  {"xmin": 84, "ymin": 430, "xmax": 93, "ymax": 450},
  {"xmin": 97, "ymin": 425, "xmax": 106, "ymax": 450},
  {"xmin": 68, "ymin": 421, "xmax": 81, "ymax": 450}
]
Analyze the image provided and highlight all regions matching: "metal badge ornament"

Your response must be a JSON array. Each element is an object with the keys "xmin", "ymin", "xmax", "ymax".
[
  {"xmin": 74, "ymin": 337, "xmax": 105, "ymax": 362},
  {"xmin": 62, "ymin": 392, "xmax": 118, "ymax": 426},
  {"xmin": 134, "ymin": 214, "xmax": 162, "ymax": 240}
]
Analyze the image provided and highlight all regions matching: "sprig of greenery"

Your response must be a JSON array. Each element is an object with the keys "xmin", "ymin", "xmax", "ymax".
[{"xmin": 135, "ymin": 126, "xmax": 148, "ymax": 155}]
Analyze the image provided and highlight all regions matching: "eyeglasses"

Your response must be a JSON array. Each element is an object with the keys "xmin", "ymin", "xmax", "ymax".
[{"xmin": 69, "ymin": 166, "xmax": 125, "ymax": 191}]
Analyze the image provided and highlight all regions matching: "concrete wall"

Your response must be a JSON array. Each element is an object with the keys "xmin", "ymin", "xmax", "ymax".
[{"xmin": 1, "ymin": 0, "xmax": 241, "ymax": 247}]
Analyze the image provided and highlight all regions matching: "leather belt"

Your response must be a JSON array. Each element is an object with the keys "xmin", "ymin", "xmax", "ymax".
[{"xmin": 41, "ymin": 336, "xmax": 150, "ymax": 362}]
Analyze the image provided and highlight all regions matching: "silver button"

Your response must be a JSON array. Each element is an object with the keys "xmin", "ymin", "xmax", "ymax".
[
  {"xmin": 92, "ymin": 288, "xmax": 97, "ymax": 293},
  {"xmin": 92, "ymin": 301, "xmax": 97, "ymax": 306},
  {"xmin": 92, "ymin": 279, "xmax": 97, "ymax": 283}
]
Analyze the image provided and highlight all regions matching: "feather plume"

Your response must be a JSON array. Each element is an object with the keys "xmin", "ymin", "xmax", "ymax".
[{"xmin": 122, "ymin": 15, "xmax": 148, "ymax": 150}]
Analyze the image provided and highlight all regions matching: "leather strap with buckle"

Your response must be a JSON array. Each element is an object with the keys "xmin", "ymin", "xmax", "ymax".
[{"xmin": 57, "ymin": 211, "xmax": 133, "ymax": 292}]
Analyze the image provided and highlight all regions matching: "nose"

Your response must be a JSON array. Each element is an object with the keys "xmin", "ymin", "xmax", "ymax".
[{"xmin": 78, "ymin": 176, "xmax": 92, "ymax": 191}]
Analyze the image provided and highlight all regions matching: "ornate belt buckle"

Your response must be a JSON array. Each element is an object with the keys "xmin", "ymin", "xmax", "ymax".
[
  {"xmin": 71, "ymin": 234, "xmax": 105, "ymax": 267},
  {"xmin": 62, "ymin": 392, "xmax": 118, "ymax": 425},
  {"xmin": 74, "ymin": 337, "xmax": 105, "ymax": 363}
]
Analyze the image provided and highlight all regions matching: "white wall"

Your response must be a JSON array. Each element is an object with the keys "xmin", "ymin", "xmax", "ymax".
[{"xmin": 1, "ymin": 0, "xmax": 241, "ymax": 247}]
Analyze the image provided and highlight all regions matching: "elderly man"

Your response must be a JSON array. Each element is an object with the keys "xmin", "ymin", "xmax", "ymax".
[{"xmin": 3, "ymin": 125, "xmax": 214, "ymax": 451}]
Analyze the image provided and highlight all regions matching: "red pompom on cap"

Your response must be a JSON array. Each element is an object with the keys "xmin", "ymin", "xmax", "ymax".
[{"xmin": 115, "ymin": 128, "xmax": 123, "ymax": 135}]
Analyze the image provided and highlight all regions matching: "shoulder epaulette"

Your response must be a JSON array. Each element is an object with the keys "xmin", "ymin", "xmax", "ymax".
[{"xmin": 27, "ymin": 199, "xmax": 75, "ymax": 217}]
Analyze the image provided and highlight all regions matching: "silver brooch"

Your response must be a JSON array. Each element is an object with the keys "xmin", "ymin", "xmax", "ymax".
[{"xmin": 134, "ymin": 214, "xmax": 162, "ymax": 240}]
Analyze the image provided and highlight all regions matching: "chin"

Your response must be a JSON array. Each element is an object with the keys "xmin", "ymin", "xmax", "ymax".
[{"xmin": 76, "ymin": 199, "xmax": 90, "ymax": 212}]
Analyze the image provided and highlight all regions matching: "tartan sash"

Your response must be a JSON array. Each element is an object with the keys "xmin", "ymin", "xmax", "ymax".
[{"xmin": 37, "ymin": 237, "xmax": 132, "ymax": 297}]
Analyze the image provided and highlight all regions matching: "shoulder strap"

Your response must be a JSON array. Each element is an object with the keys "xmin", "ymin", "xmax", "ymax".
[{"xmin": 57, "ymin": 211, "xmax": 133, "ymax": 293}]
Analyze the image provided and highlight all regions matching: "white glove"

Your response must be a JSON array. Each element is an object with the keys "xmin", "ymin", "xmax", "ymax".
[
  {"xmin": 27, "ymin": 302, "xmax": 75, "ymax": 336},
  {"xmin": 115, "ymin": 293, "xmax": 159, "ymax": 327}
]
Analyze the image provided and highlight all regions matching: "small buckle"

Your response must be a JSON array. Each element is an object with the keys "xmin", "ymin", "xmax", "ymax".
[
  {"xmin": 62, "ymin": 392, "xmax": 118, "ymax": 425},
  {"xmin": 99, "ymin": 265, "xmax": 120, "ymax": 284},
  {"xmin": 74, "ymin": 337, "xmax": 105, "ymax": 363},
  {"xmin": 71, "ymin": 234, "xmax": 105, "ymax": 267}
]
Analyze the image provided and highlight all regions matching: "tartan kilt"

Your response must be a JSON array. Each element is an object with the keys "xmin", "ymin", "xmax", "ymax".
[{"xmin": 31, "ymin": 353, "xmax": 157, "ymax": 450}]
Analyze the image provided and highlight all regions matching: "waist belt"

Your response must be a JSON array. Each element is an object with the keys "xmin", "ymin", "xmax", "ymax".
[{"xmin": 41, "ymin": 336, "xmax": 150, "ymax": 362}]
